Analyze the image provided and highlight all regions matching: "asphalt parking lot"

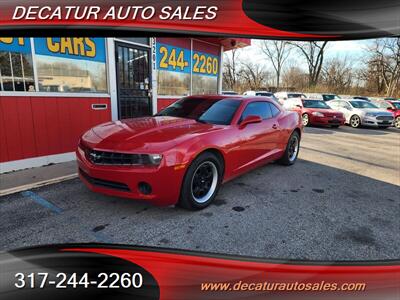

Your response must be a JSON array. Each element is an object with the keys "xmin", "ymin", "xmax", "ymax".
[{"xmin": 1, "ymin": 126, "xmax": 399, "ymax": 261}]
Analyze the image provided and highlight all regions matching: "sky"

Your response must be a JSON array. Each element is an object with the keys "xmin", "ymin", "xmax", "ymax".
[{"xmin": 234, "ymin": 38, "xmax": 375, "ymax": 71}]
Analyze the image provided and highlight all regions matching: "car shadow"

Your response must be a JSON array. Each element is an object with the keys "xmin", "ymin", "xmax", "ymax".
[{"xmin": 305, "ymin": 125, "xmax": 396, "ymax": 136}]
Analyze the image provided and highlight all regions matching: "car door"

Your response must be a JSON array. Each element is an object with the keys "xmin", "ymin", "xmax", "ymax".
[
  {"xmin": 340, "ymin": 101, "xmax": 354, "ymax": 121},
  {"xmin": 235, "ymin": 101, "xmax": 279, "ymax": 173},
  {"xmin": 330, "ymin": 100, "xmax": 346, "ymax": 115}
]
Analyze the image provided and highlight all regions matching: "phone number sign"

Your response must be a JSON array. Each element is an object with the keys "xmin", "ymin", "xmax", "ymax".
[{"xmin": 156, "ymin": 42, "xmax": 219, "ymax": 77}]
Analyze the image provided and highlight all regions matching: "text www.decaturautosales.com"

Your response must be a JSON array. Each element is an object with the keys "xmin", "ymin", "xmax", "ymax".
[{"xmin": 201, "ymin": 280, "xmax": 367, "ymax": 292}]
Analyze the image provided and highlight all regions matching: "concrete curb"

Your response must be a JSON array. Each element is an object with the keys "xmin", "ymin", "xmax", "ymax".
[{"xmin": 0, "ymin": 173, "xmax": 78, "ymax": 197}]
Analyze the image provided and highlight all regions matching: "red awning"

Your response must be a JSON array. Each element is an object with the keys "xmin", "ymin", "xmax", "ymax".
[{"xmin": 197, "ymin": 38, "xmax": 251, "ymax": 51}]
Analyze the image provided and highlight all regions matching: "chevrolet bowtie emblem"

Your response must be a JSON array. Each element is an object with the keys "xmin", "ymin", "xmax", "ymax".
[{"xmin": 90, "ymin": 153, "xmax": 100, "ymax": 160}]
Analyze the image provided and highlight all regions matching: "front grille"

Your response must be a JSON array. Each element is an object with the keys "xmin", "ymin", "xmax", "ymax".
[
  {"xmin": 325, "ymin": 113, "xmax": 341, "ymax": 118},
  {"xmin": 86, "ymin": 149, "xmax": 152, "ymax": 166},
  {"xmin": 376, "ymin": 116, "xmax": 393, "ymax": 121},
  {"xmin": 79, "ymin": 169, "xmax": 130, "ymax": 192},
  {"xmin": 328, "ymin": 119, "xmax": 341, "ymax": 123}
]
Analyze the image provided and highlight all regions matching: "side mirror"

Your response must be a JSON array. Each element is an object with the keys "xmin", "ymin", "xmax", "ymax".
[
  {"xmin": 387, "ymin": 107, "xmax": 395, "ymax": 111},
  {"xmin": 239, "ymin": 115, "xmax": 262, "ymax": 128},
  {"xmin": 295, "ymin": 105, "xmax": 303, "ymax": 109}
]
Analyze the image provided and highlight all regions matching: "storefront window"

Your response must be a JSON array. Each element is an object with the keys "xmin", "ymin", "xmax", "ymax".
[
  {"xmin": 34, "ymin": 38, "xmax": 107, "ymax": 93},
  {"xmin": 157, "ymin": 70, "xmax": 190, "ymax": 96},
  {"xmin": 192, "ymin": 41, "xmax": 220, "ymax": 95},
  {"xmin": 156, "ymin": 38, "xmax": 220, "ymax": 96},
  {"xmin": 0, "ymin": 38, "xmax": 34, "ymax": 91},
  {"xmin": 156, "ymin": 39, "xmax": 191, "ymax": 96},
  {"xmin": 192, "ymin": 74, "xmax": 218, "ymax": 95}
]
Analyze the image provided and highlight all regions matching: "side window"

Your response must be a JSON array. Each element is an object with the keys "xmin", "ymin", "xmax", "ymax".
[
  {"xmin": 342, "ymin": 102, "xmax": 351, "ymax": 109},
  {"xmin": 240, "ymin": 102, "xmax": 272, "ymax": 122},
  {"xmin": 269, "ymin": 103, "xmax": 281, "ymax": 117}
]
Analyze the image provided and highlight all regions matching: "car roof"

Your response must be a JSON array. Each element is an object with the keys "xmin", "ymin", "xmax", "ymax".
[{"xmin": 186, "ymin": 95, "xmax": 277, "ymax": 102}]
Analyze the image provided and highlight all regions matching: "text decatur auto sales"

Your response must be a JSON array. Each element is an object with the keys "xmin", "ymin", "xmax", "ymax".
[{"xmin": 12, "ymin": 5, "xmax": 219, "ymax": 21}]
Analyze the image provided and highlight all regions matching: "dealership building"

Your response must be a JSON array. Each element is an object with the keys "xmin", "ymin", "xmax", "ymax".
[{"xmin": 0, "ymin": 37, "xmax": 250, "ymax": 173}]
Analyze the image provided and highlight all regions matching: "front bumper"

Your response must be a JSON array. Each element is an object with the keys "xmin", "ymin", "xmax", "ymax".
[
  {"xmin": 310, "ymin": 115, "xmax": 345, "ymax": 126},
  {"xmin": 76, "ymin": 147, "xmax": 186, "ymax": 206},
  {"xmin": 361, "ymin": 116, "xmax": 394, "ymax": 127}
]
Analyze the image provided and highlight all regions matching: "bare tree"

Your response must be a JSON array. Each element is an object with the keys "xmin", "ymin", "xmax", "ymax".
[
  {"xmin": 222, "ymin": 48, "xmax": 240, "ymax": 91},
  {"xmin": 260, "ymin": 40, "xmax": 292, "ymax": 89},
  {"xmin": 290, "ymin": 41, "xmax": 328, "ymax": 87},
  {"xmin": 322, "ymin": 56, "xmax": 354, "ymax": 94},
  {"xmin": 239, "ymin": 61, "xmax": 268, "ymax": 90},
  {"xmin": 282, "ymin": 66, "xmax": 308, "ymax": 91},
  {"xmin": 367, "ymin": 38, "xmax": 400, "ymax": 97}
]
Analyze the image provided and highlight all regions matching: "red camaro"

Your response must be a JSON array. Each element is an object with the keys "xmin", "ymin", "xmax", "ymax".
[{"xmin": 77, "ymin": 95, "xmax": 302, "ymax": 210}]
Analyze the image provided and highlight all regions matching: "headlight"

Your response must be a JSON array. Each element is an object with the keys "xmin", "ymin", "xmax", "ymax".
[
  {"xmin": 148, "ymin": 154, "xmax": 163, "ymax": 165},
  {"xmin": 365, "ymin": 112, "xmax": 377, "ymax": 117},
  {"xmin": 312, "ymin": 112, "xmax": 324, "ymax": 117}
]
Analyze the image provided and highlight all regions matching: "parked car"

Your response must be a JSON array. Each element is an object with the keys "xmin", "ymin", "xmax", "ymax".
[
  {"xmin": 243, "ymin": 90, "xmax": 280, "ymax": 103},
  {"xmin": 322, "ymin": 94, "xmax": 341, "ymax": 101},
  {"xmin": 283, "ymin": 98, "xmax": 345, "ymax": 127},
  {"xmin": 243, "ymin": 90, "xmax": 274, "ymax": 97},
  {"xmin": 328, "ymin": 99, "xmax": 394, "ymax": 128},
  {"xmin": 274, "ymin": 92, "xmax": 307, "ymax": 104},
  {"xmin": 370, "ymin": 99, "xmax": 400, "ymax": 129},
  {"xmin": 222, "ymin": 91, "xmax": 239, "ymax": 95},
  {"xmin": 352, "ymin": 96, "xmax": 370, "ymax": 101},
  {"xmin": 306, "ymin": 93, "xmax": 341, "ymax": 101},
  {"xmin": 77, "ymin": 95, "xmax": 302, "ymax": 210}
]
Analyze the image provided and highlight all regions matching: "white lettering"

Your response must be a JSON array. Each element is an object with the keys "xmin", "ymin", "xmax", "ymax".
[{"xmin": 12, "ymin": 6, "xmax": 27, "ymax": 20}]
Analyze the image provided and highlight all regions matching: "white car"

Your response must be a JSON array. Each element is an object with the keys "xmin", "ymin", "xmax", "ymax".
[
  {"xmin": 221, "ymin": 91, "xmax": 239, "ymax": 95},
  {"xmin": 274, "ymin": 92, "xmax": 307, "ymax": 104},
  {"xmin": 328, "ymin": 99, "xmax": 394, "ymax": 128},
  {"xmin": 306, "ymin": 93, "xmax": 341, "ymax": 101},
  {"xmin": 243, "ymin": 90, "xmax": 275, "ymax": 97}
]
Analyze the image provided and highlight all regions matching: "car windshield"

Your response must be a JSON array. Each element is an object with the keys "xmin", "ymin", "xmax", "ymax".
[
  {"xmin": 323, "ymin": 94, "xmax": 340, "ymax": 101},
  {"xmin": 156, "ymin": 98, "xmax": 241, "ymax": 125},
  {"xmin": 288, "ymin": 93, "xmax": 306, "ymax": 98},
  {"xmin": 302, "ymin": 100, "xmax": 331, "ymax": 109},
  {"xmin": 392, "ymin": 102, "xmax": 400, "ymax": 109},
  {"xmin": 349, "ymin": 101, "xmax": 378, "ymax": 109}
]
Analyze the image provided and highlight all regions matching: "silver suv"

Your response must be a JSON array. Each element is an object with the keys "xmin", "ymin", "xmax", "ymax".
[{"xmin": 328, "ymin": 99, "xmax": 394, "ymax": 128}]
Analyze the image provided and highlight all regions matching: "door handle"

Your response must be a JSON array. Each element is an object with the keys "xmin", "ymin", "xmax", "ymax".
[{"xmin": 272, "ymin": 124, "xmax": 278, "ymax": 129}]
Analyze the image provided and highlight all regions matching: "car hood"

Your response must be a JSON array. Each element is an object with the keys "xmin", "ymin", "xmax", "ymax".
[
  {"xmin": 84, "ymin": 116, "xmax": 222, "ymax": 153},
  {"xmin": 305, "ymin": 108, "xmax": 342, "ymax": 115},
  {"xmin": 355, "ymin": 108, "xmax": 393, "ymax": 115}
]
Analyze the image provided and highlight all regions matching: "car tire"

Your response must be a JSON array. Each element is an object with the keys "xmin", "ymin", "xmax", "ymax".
[
  {"xmin": 302, "ymin": 113, "xmax": 310, "ymax": 126},
  {"xmin": 178, "ymin": 152, "xmax": 223, "ymax": 210},
  {"xmin": 278, "ymin": 131, "xmax": 300, "ymax": 166},
  {"xmin": 395, "ymin": 117, "xmax": 400, "ymax": 129},
  {"xmin": 350, "ymin": 115, "xmax": 361, "ymax": 128}
]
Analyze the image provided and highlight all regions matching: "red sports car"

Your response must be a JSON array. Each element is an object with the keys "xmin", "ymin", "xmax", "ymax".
[
  {"xmin": 295, "ymin": 99, "xmax": 345, "ymax": 127},
  {"xmin": 77, "ymin": 95, "xmax": 302, "ymax": 210},
  {"xmin": 371, "ymin": 99, "xmax": 400, "ymax": 129}
]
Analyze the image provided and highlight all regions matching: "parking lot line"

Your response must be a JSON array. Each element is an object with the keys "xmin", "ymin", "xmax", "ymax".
[{"xmin": 20, "ymin": 191, "xmax": 63, "ymax": 214}]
